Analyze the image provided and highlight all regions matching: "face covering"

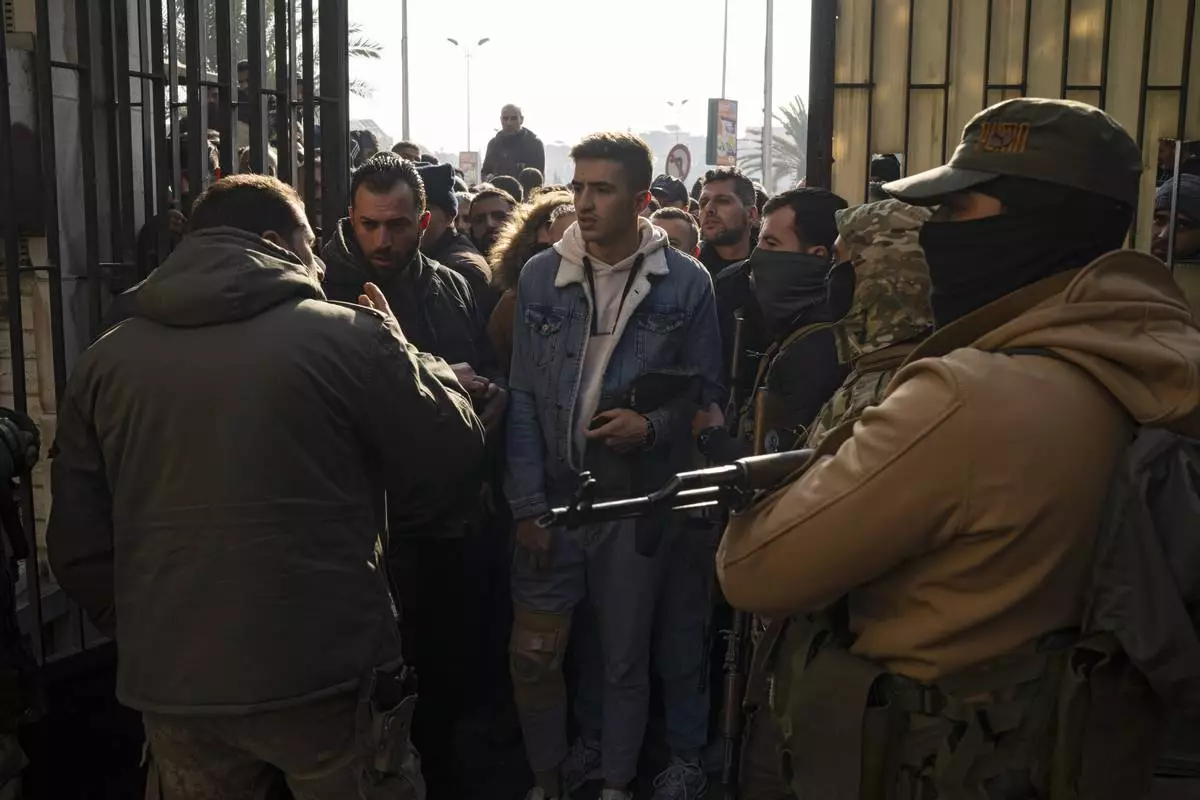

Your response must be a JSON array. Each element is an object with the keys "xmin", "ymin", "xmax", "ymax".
[
  {"xmin": 825, "ymin": 260, "xmax": 857, "ymax": 324},
  {"xmin": 750, "ymin": 250, "xmax": 832, "ymax": 337},
  {"xmin": 919, "ymin": 177, "xmax": 1132, "ymax": 328}
]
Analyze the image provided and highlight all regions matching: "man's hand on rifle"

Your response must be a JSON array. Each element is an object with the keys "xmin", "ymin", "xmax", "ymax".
[
  {"xmin": 514, "ymin": 518, "xmax": 553, "ymax": 571},
  {"xmin": 585, "ymin": 409, "xmax": 651, "ymax": 454}
]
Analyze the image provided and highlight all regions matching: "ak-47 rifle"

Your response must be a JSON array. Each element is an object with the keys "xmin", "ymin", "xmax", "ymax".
[
  {"xmin": 536, "ymin": 449, "xmax": 812, "ymax": 532},
  {"xmin": 537, "ymin": 448, "xmax": 813, "ymax": 791},
  {"xmin": 720, "ymin": 311, "xmax": 749, "ymax": 790}
]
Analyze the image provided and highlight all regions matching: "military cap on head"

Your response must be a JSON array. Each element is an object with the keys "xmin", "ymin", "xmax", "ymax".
[{"xmin": 884, "ymin": 98, "xmax": 1143, "ymax": 207}]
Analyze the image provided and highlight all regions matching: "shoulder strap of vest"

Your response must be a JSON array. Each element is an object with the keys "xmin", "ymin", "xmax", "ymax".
[{"xmin": 742, "ymin": 320, "xmax": 835, "ymax": 421}]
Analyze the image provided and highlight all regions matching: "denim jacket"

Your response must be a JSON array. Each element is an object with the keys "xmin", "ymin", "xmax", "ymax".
[{"xmin": 505, "ymin": 245, "xmax": 724, "ymax": 521}]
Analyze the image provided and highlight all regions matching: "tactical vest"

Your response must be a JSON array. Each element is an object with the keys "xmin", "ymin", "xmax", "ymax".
[
  {"xmin": 745, "ymin": 321, "xmax": 834, "ymax": 455},
  {"xmin": 804, "ymin": 343, "xmax": 916, "ymax": 450},
  {"xmin": 764, "ymin": 612, "xmax": 1160, "ymax": 799}
]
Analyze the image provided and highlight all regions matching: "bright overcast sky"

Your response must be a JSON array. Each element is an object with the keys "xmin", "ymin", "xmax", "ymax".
[{"xmin": 348, "ymin": 0, "xmax": 812, "ymax": 157}]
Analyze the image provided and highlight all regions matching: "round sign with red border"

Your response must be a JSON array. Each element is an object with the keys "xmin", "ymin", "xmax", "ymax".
[{"xmin": 665, "ymin": 144, "xmax": 691, "ymax": 181}]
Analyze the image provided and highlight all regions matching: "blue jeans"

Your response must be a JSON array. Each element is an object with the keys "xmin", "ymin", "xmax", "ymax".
[{"xmin": 511, "ymin": 519, "xmax": 665, "ymax": 788}]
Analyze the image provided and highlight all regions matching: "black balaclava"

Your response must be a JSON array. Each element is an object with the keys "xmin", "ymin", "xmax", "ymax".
[
  {"xmin": 919, "ymin": 176, "xmax": 1133, "ymax": 328},
  {"xmin": 749, "ymin": 249, "xmax": 832, "ymax": 338}
]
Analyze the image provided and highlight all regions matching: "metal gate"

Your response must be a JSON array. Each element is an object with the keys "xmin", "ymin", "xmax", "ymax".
[
  {"xmin": 807, "ymin": 0, "xmax": 1199, "ymax": 249},
  {"xmin": 0, "ymin": 0, "xmax": 351, "ymax": 671}
]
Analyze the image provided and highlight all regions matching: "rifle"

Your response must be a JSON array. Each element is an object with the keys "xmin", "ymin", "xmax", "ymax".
[
  {"xmin": 725, "ymin": 312, "xmax": 746, "ymax": 436},
  {"xmin": 536, "ymin": 449, "xmax": 813, "ymax": 531}
]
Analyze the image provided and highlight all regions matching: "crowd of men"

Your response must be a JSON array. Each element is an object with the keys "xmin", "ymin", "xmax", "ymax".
[{"xmin": 17, "ymin": 95, "xmax": 1200, "ymax": 800}]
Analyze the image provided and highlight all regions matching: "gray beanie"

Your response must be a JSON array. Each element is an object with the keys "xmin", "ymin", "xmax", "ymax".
[{"xmin": 1156, "ymin": 174, "xmax": 1200, "ymax": 222}]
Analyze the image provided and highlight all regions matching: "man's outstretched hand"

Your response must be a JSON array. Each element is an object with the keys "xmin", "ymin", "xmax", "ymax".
[{"xmin": 358, "ymin": 283, "xmax": 407, "ymax": 342}]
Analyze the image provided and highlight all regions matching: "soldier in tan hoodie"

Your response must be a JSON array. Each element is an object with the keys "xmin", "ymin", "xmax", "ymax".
[{"xmin": 718, "ymin": 98, "xmax": 1200, "ymax": 798}]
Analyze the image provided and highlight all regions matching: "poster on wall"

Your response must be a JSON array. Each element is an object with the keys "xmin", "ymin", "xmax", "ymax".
[
  {"xmin": 706, "ymin": 99, "xmax": 738, "ymax": 167},
  {"xmin": 460, "ymin": 151, "xmax": 480, "ymax": 185}
]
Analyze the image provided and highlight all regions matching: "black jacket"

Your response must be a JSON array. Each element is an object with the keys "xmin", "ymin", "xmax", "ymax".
[
  {"xmin": 322, "ymin": 219, "xmax": 499, "ymax": 541},
  {"xmin": 424, "ymin": 229, "xmax": 500, "ymax": 319},
  {"xmin": 481, "ymin": 128, "xmax": 545, "ymax": 180},
  {"xmin": 322, "ymin": 218, "xmax": 498, "ymax": 380}
]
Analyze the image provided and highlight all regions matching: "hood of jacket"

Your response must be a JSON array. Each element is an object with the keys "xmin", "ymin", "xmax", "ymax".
[
  {"xmin": 553, "ymin": 216, "xmax": 669, "ymax": 283},
  {"xmin": 833, "ymin": 200, "xmax": 934, "ymax": 362},
  {"xmin": 137, "ymin": 227, "xmax": 324, "ymax": 327},
  {"xmin": 491, "ymin": 189, "xmax": 574, "ymax": 290},
  {"xmin": 908, "ymin": 250, "xmax": 1200, "ymax": 435}
]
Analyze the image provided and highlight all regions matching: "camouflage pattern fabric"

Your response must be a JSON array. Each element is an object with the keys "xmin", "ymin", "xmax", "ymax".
[
  {"xmin": 805, "ymin": 200, "xmax": 934, "ymax": 447},
  {"xmin": 830, "ymin": 200, "xmax": 933, "ymax": 365},
  {"xmin": 805, "ymin": 361, "xmax": 901, "ymax": 449}
]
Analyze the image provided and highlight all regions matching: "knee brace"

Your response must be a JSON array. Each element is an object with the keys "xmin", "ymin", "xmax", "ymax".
[{"xmin": 509, "ymin": 605, "xmax": 571, "ymax": 712}]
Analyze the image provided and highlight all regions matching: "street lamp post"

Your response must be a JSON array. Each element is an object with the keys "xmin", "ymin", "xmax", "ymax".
[
  {"xmin": 666, "ymin": 99, "xmax": 689, "ymax": 143},
  {"xmin": 447, "ymin": 36, "xmax": 490, "ymax": 152}
]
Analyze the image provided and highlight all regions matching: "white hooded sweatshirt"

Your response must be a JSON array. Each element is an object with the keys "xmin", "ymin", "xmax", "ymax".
[{"xmin": 553, "ymin": 218, "xmax": 670, "ymax": 458}]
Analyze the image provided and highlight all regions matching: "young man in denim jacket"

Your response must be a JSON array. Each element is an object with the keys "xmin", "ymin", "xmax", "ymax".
[{"xmin": 505, "ymin": 132, "xmax": 723, "ymax": 800}]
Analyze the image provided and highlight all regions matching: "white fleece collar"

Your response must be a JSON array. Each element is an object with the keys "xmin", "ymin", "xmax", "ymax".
[{"xmin": 553, "ymin": 219, "xmax": 670, "ymax": 289}]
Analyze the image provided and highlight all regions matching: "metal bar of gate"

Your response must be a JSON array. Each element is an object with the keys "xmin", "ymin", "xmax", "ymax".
[
  {"xmin": 137, "ymin": 0, "xmax": 157, "ymax": 241},
  {"xmin": 183, "ymin": 0, "xmax": 210, "ymax": 203},
  {"xmin": 276, "ymin": 0, "xmax": 297, "ymax": 185},
  {"xmin": 319, "ymin": 0, "xmax": 350, "ymax": 235},
  {"xmin": 33, "ymin": 0, "xmax": 69, "ymax": 403},
  {"xmin": 1060, "ymin": 0, "xmax": 1074, "ymax": 99},
  {"xmin": 0, "ymin": 18, "xmax": 45, "ymax": 666},
  {"xmin": 940, "ymin": 0, "xmax": 954, "ymax": 162},
  {"xmin": 149, "ymin": 0, "xmax": 170, "ymax": 226},
  {"xmin": 301, "ymin": 0, "xmax": 316, "ymax": 224},
  {"xmin": 1098, "ymin": 0, "xmax": 1113, "ymax": 108},
  {"xmin": 99, "ymin": 1, "xmax": 125, "ymax": 261},
  {"xmin": 167, "ymin": 0, "xmax": 182, "ymax": 210},
  {"xmin": 805, "ymin": 0, "xmax": 837, "ymax": 189},
  {"xmin": 863, "ymin": 0, "xmax": 878, "ymax": 199},
  {"xmin": 215, "ymin": 0, "xmax": 238, "ymax": 176},
  {"xmin": 75, "ymin": 0, "xmax": 102, "ymax": 336},
  {"xmin": 35, "ymin": 0, "xmax": 79, "ymax": 657},
  {"xmin": 247, "ymin": 0, "xmax": 268, "ymax": 173},
  {"xmin": 1179, "ymin": 0, "xmax": 1197, "ymax": 141},
  {"xmin": 114, "ymin": 0, "xmax": 138, "ymax": 264},
  {"xmin": 902, "ymin": 0, "xmax": 916, "ymax": 169}
]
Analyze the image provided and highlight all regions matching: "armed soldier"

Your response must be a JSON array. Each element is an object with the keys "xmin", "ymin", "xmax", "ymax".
[
  {"xmin": 694, "ymin": 188, "xmax": 849, "ymax": 463},
  {"xmin": 737, "ymin": 198, "xmax": 935, "ymax": 800},
  {"xmin": 719, "ymin": 98, "xmax": 1200, "ymax": 797}
]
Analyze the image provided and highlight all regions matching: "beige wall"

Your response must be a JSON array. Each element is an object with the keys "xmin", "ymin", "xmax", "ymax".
[{"xmin": 831, "ymin": 0, "xmax": 1199, "ymax": 263}]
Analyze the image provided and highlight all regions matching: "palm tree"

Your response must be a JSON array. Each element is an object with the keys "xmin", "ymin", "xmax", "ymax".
[
  {"xmin": 739, "ymin": 95, "xmax": 809, "ymax": 191},
  {"xmin": 347, "ymin": 22, "xmax": 382, "ymax": 98}
]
